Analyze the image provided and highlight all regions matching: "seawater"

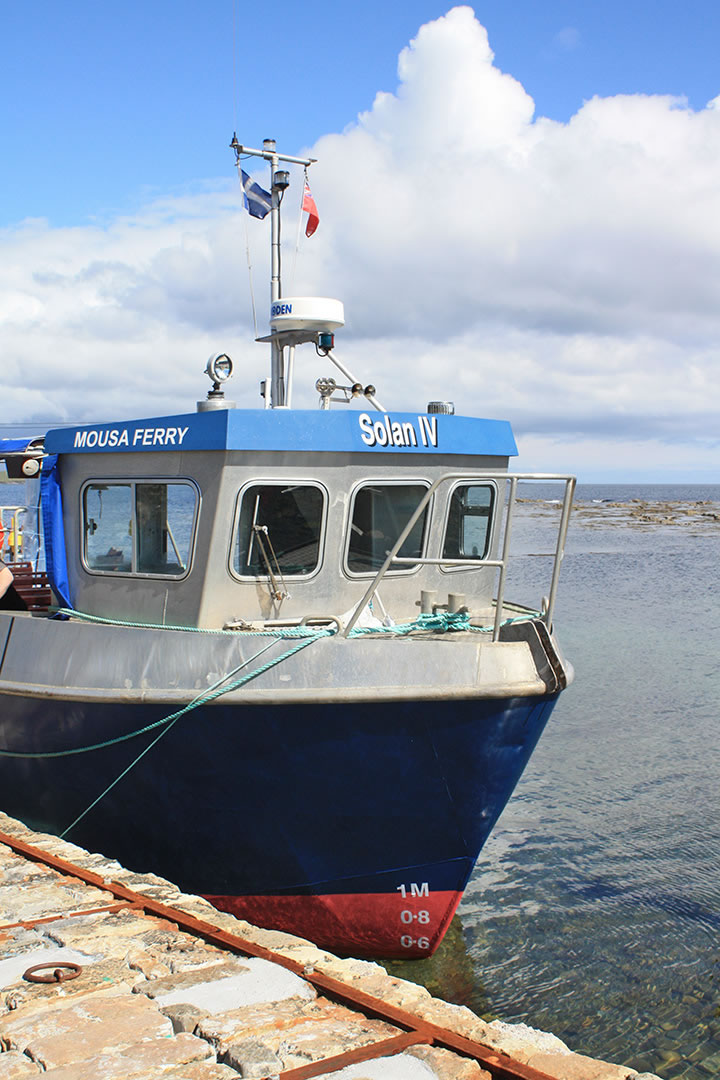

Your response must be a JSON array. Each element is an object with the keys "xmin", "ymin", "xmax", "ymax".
[
  {"xmin": 5, "ymin": 465, "xmax": 720, "ymax": 1074},
  {"xmin": 391, "ymin": 484, "xmax": 720, "ymax": 1080}
]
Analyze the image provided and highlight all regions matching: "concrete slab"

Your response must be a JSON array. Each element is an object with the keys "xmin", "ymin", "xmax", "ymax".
[
  {"xmin": 307, "ymin": 1054, "xmax": 438, "ymax": 1079},
  {"xmin": 149, "ymin": 956, "xmax": 316, "ymax": 1014}
]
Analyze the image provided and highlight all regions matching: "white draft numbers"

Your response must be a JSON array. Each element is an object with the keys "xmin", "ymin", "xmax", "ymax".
[{"xmin": 395, "ymin": 882, "xmax": 433, "ymax": 951}]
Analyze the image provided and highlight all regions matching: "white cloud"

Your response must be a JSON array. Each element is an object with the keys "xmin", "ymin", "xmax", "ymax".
[{"xmin": 2, "ymin": 6, "xmax": 720, "ymax": 478}]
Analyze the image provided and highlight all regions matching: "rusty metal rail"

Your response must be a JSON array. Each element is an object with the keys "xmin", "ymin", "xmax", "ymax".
[{"xmin": 0, "ymin": 827, "xmax": 558, "ymax": 1080}]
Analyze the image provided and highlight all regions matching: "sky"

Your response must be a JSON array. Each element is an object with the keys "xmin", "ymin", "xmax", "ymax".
[{"xmin": 2, "ymin": 0, "xmax": 720, "ymax": 481}]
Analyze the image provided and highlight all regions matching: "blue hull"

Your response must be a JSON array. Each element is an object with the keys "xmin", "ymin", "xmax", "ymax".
[{"xmin": 0, "ymin": 692, "xmax": 557, "ymax": 955}]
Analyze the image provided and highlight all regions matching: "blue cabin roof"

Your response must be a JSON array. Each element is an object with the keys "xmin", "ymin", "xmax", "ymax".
[{"xmin": 44, "ymin": 409, "xmax": 518, "ymax": 457}]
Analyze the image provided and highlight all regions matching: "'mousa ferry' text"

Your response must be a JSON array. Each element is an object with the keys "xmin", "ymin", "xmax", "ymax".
[{"xmin": 73, "ymin": 426, "xmax": 190, "ymax": 449}]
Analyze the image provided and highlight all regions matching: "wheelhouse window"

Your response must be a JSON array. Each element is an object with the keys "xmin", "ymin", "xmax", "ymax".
[
  {"xmin": 83, "ymin": 481, "xmax": 197, "ymax": 576},
  {"xmin": 442, "ymin": 484, "xmax": 494, "ymax": 561},
  {"xmin": 347, "ymin": 484, "xmax": 429, "ymax": 573},
  {"xmin": 233, "ymin": 484, "xmax": 325, "ymax": 577}
]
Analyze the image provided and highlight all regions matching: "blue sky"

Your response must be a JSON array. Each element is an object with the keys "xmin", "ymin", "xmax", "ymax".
[
  {"xmin": 2, "ymin": 3, "xmax": 720, "ymax": 481},
  {"xmin": 4, "ymin": 0, "xmax": 720, "ymax": 228}
]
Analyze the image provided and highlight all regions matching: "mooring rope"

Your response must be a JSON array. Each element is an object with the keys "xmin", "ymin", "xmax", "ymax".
[
  {"xmin": 0, "ymin": 607, "xmax": 539, "ymax": 766},
  {"xmin": 48, "ymin": 607, "xmax": 538, "ymax": 637},
  {"xmin": 49, "ymin": 608, "xmax": 329, "ymax": 637},
  {"xmin": 0, "ymin": 633, "xmax": 323, "ymax": 762}
]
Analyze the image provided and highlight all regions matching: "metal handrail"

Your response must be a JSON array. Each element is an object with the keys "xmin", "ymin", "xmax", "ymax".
[{"xmin": 343, "ymin": 472, "xmax": 575, "ymax": 639}]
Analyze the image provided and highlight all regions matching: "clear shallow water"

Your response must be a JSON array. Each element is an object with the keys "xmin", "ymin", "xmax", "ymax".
[
  {"xmin": 5, "ymin": 467, "xmax": 720, "ymax": 1074},
  {"xmin": 392, "ymin": 485, "xmax": 720, "ymax": 1079}
]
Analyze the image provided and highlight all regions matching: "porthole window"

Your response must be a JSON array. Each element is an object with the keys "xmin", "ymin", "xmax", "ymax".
[
  {"xmin": 347, "ymin": 483, "xmax": 429, "ymax": 573},
  {"xmin": 442, "ymin": 484, "xmax": 494, "ymax": 561},
  {"xmin": 233, "ymin": 483, "xmax": 325, "ymax": 577},
  {"xmin": 83, "ymin": 481, "xmax": 198, "ymax": 576}
]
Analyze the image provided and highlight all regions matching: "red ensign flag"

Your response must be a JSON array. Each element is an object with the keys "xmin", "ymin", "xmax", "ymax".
[{"xmin": 302, "ymin": 178, "xmax": 319, "ymax": 237}]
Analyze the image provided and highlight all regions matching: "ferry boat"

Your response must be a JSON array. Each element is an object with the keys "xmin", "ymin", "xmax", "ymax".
[{"xmin": 0, "ymin": 139, "xmax": 574, "ymax": 958}]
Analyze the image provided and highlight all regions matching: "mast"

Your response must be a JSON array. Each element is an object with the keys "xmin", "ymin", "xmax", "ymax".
[{"xmin": 230, "ymin": 136, "xmax": 316, "ymax": 408}]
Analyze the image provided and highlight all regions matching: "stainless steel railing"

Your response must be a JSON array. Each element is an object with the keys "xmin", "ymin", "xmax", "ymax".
[{"xmin": 343, "ymin": 472, "xmax": 576, "ymax": 639}]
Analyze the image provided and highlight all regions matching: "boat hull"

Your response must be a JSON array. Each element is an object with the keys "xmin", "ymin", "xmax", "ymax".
[{"xmin": 0, "ymin": 691, "xmax": 557, "ymax": 957}]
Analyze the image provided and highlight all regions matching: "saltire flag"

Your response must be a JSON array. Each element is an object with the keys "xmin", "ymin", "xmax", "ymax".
[
  {"xmin": 302, "ymin": 177, "xmax": 319, "ymax": 237},
  {"xmin": 240, "ymin": 169, "xmax": 272, "ymax": 219}
]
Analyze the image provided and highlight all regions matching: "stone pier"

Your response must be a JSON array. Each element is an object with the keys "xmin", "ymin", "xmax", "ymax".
[{"xmin": 0, "ymin": 812, "xmax": 659, "ymax": 1080}]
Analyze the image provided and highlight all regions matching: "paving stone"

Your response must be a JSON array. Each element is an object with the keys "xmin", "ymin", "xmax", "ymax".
[
  {"xmin": 0, "ymin": 930, "xmax": 64, "ymax": 998},
  {"xmin": 43, "ymin": 910, "xmax": 168, "ymax": 955},
  {"xmin": 53, "ymin": 851, "xmax": 125, "ymax": 878},
  {"xmin": 0, "ymin": 985, "xmax": 174, "ymax": 1070},
  {"xmin": 0, "ymin": 856, "xmax": 58, "ymax": 890},
  {"xmin": 2, "ymin": 981, "xmax": 134, "ymax": 1024},
  {"xmin": 44, "ymin": 910, "xmax": 223, "ymax": 972},
  {"xmin": 38, "ymin": 1032, "xmax": 212, "ymax": 1079},
  {"xmin": 218, "ymin": 922, "xmax": 318, "ymax": 953},
  {"xmin": 318, "ymin": 957, "xmax": 388, "ymax": 983},
  {"xmin": 408, "ymin": 1044, "xmax": 491, "ymax": 1079},
  {"xmin": 197, "ymin": 995, "xmax": 326, "ymax": 1051},
  {"xmin": 2, "ymin": 956, "xmax": 130, "ymax": 1016},
  {"xmin": 221, "ymin": 1000, "xmax": 400, "ymax": 1074},
  {"xmin": 524, "ymin": 1050, "xmax": 637, "ymax": 1080},
  {"xmin": 126, "ymin": 947, "xmax": 174, "ymax": 981},
  {"xmin": 161, "ymin": 1002, "xmax": 208, "ymax": 1034},
  {"xmin": 133, "ymin": 931, "xmax": 225, "ymax": 974},
  {"xmin": 219, "ymin": 1036, "xmax": 282, "ymax": 1078},
  {"xmin": 336, "ymin": 971, "xmax": 433, "ymax": 1013},
  {"xmin": 0, "ymin": 1050, "xmax": 41, "ymax": 1077},
  {"xmin": 161, "ymin": 1063, "xmax": 242, "ymax": 1079},
  {"xmin": 168, "ymin": 897, "xmax": 238, "ymax": 923},
  {"xmin": 0, "ymin": 878, "xmax": 110, "ymax": 927},
  {"xmin": 0, "ymin": 928, "xmax": 49, "ymax": 955},
  {"xmin": 483, "ymin": 1019, "xmax": 571, "ymax": 1058},
  {"xmin": 411, "ymin": 997, "xmax": 493, "ymax": 1045},
  {"xmin": 110, "ymin": 870, "xmax": 181, "ymax": 891},
  {"xmin": 137, "ymin": 959, "xmax": 253, "ymax": 997},
  {"xmin": 0, "ymin": 821, "xmax": 40, "ymax": 846}
]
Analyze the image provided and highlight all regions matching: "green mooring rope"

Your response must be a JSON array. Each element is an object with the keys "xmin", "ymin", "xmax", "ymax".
[
  {"xmin": 57, "ymin": 632, "xmax": 325, "ymax": 839},
  {"xmin": 0, "ymin": 604, "xmax": 538, "ymax": 837},
  {"xmin": 50, "ymin": 607, "xmax": 331, "ymax": 638},
  {"xmin": 51, "ymin": 605, "xmax": 537, "ymax": 636},
  {"xmin": 351, "ymin": 610, "xmax": 477, "ymax": 634},
  {"xmin": 0, "ymin": 606, "xmax": 538, "ymax": 766},
  {"xmin": 0, "ymin": 632, "xmax": 325, "ymax": 762}
]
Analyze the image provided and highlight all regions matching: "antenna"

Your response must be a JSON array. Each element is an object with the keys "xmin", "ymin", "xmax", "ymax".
[
  {"xmin": 231, "ymin": 138, "xmax": 383, "ymax": 413},
  {"xmin": 231, "ymin": 137, "xmax": 319, "ymax": 408}
]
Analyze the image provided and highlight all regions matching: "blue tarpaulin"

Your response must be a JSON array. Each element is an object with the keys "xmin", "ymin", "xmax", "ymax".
[
  {"xmin": 40, "ymin": 455, "xmax": 72, "ymax": 610},
  {"xmin": 0, "ymin": 438, "xmax": 37, "ymax": 455}
]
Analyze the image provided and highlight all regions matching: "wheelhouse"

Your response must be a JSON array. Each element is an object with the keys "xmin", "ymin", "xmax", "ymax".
[{"xmin": 15, "ymin": 405, "xmax": 574, "ymax": 635}]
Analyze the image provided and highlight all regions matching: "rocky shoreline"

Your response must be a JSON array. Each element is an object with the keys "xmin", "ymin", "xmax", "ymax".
[{"xmin": 521, "ymin": 497, "xmax": 720, "ymax": 532}]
